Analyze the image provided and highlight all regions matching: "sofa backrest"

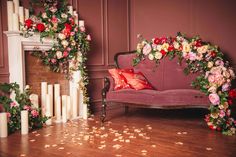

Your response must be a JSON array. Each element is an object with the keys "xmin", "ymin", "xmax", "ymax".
[{"xmin": 115, "ymin": 51, "xmax": 199, "ymax": 91}]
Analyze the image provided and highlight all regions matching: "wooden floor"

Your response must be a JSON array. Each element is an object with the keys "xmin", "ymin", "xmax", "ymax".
[{"xmin": 1, "ymin": 108, "xmax": 236, "ymax": 157}]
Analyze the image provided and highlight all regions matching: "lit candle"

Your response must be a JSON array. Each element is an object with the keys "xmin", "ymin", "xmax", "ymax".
[
  {"xmin": 12, "ymin": 13, "xmax": 19, "ymax": 31},
  {"xmin": 18, "ymin": 6, "xmax": 24, "ymax": 26},
  {"xmin": 7, "ymin": 1, "xmax": 14, "ymax": 31},
  {"xmin": 24, "ymin": 8, "xmax": 29, "ymax": 19},
  {"xmin": 47, "ymin": 84, "xmax": 53, "ymax": 116},
  {"xmin": 79, "ymin": 20, "xmax": 84, "ymax": 27},
  {"xmin": 67, "ymin": 6, "xmax": 73, "ymax": 15},
  {"xmin": 62, "ymin": 95, "xmax": 67, "ymax": 123},
  {"xmin": 0, "ymin": 113, "xmax": 8, "ymax": 138},
  {"xmin": 45, "ymin": 94, "xmax": 52, "ymax": 125},
  {"xmin": 29, "ymin": 94, "xmax": 39, "ymax": 108},
  {"xmin": 55, "ymin": 96, "xmax": 61, "ymax": 123},
  {"xmin": 72, "ymin": 86, "xmax": 78, "ymax": 119},
  {"xmin": 13, "ymin": 0, "xmax": 19, "ymax": 14},
  {"xmin": 54, "ymin": 84, "xmax": 60, "ymax": 116},
  {"xmin": 21, "ymin": 110, "xmax": 28, "ymax": 135},
  {"xmin": 41, "ymin": 82, "xmax": 47, "ymax": 116},
  {"xmin": 67, "ymin": 96, "xmax": 71, "ymax": 120}
]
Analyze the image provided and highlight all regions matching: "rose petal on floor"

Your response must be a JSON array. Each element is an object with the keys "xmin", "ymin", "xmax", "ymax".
[
  {"xmin": 206, "ymin": 147, "xmax": 213, "ymax": 151},
  {"xmin": 20, "ymin": 154, "xmax": 26, "ymax": 157}
]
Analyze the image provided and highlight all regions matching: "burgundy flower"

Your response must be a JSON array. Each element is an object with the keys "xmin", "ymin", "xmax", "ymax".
[
  {"xmin": 153, "ymin": 38, "xmax": 160, "ymax": 45},
  {"xmin": 229, "ymin": 89, "xmax": 236, "ymax": 99}
]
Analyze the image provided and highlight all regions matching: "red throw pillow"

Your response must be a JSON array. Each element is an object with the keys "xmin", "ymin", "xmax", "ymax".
[
  {"xmin": 108, "ymin": 69, "xmax": 132, "ymax": 90},
  {"xmin": 121, "ymin": 71, "xmax": 153, "ymax": 90}
]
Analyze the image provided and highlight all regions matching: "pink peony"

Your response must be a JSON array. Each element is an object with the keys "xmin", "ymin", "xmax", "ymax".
[
  {"xmin": 86, "ymin": 35, "xmax": 92, "ymax": 41},
  {"xmin": 208, "ymin": 75, "xmax": 215, "ymax": 83},
  {"xmin": 31, "ymin": 110, "xmax": 39, "ymax": 118},
  {"xmin": 209, "ymin": 93, "xmax": 220, "ymax": 105},
  {"xmin": 23, "ymin": 105, "xmax": 31, "ymax": 111},
  {"xmin": 142, "ymin": 44, "xmax": 152, "ymax": 55},
  {"xmin": 215, "ymin": 60, "xmax": 224, "ymax": 66},
  {"xmin": 219, "ymin": 110, "xmax": 225, "ymax": 118},
  {"xmin": 188, "ymin": 52, "xmax": 197, "ymax": 61},
  {"xmin": 10, "ymin": 102, "xmax": 17, "ymax": 108}
]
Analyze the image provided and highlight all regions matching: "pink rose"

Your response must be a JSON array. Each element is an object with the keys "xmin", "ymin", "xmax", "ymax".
[
  {"xmin": 31, "ymin": 110, "xmax": 39, "ymax": 118},
  {"xmin": 10, "ymin": 102, "xmax": 17, "ymax": 108},
  {"xmin": 6, "ymin": 112, "xmax": 11, "ymax": 118},
  {"xmin": 222, "ymin": 83, "xmax": 230, "ymax": 92},
  {"xmin": 142, "ymin": 44, "xmax": 152, "ymax": 55},
  {"xmin": 208, "ymin": 75, "xmax": 215, "ymax": 83},
  {"xmin": 215, "ymin": 60, "xmax": 224, "ymax": 66},
  {"xmin": 86, "ymin": 35, "xmax": 91, "ymax": 41},
  {"xmin": 219, "ymin": 110, "xmax": 225, "ymax": 118},
  {"xmin": 70, "ymin": 32, "xmax": 75, "ymax": 36},
  {"xmin": 209, "ymin": 93, "xmax": 220, "ymax": 105},
  {"xmin": 189, "ymin": 52, "xmax": 197, "ymax": 61},
  {"xmin": 51, "ymin": 16, "xmax": 58, "ymax": 23},
  {"xmin": 51, "ymin": 59, "xmax": 57, "ymax": 64},
  {"xmin": 80, "ymin": 26, "xmax": 86, "ymax": 32},
  {"xmin": 23, "ymin": 105, "xmax": 31, "ymax": 111},
  {"xmin": 226, "ymin": 109, "xmax": 231, "ymax": 116}
]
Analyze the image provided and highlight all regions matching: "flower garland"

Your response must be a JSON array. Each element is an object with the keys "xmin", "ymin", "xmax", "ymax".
[
  {"xmin": 21, "ymin": 0, "xmax": 91, "ymax": 112},
  {"xmin": 134, "ymin": 32, "xmax": 236, "ymax": 135},
  {"xmin": 0, "ymin": 83, "xmax": 48, "ymax": 134}
]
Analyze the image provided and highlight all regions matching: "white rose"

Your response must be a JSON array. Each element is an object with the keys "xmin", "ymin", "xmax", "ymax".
[
  {"xmin": 56, "ymin": 51, "xmax": 63, "ymax": 59},
  {"xmin": 207, "ymin": 61, "xmax": 214, "ymax": 68},
  {"xmin": 61, "ymin": 40, "xmax": 69, "ymax": 47},
  {"xmin": 161, "ymin": 43, "xmax": 169, "ymax": 51},
  {"xmin": 197, "ymin": 45, "xmax": 208, "ymax": 54},
  {"xmin": 156, "ymin": 45, "xmax": 162, "ymax": 51},
  {"xmin": 173, "ymin": 41, "xmax": 180, "ymax": 49},
  {"xmin": 154, "ymin": 52, "xmax": 163, "ymax": 59},
  {"xmin": 61, "ymin": 13, "xmax": 68, "ymax": 19},
  {"xmin": 148, "ymin": 54, "xmax": 154, "ymax": 60},
  {"xmin": 229, "ymin": 69, "xmax": 235, "ymax": 78},
  {"xmin": 182, "ymin": 42, "xmax": 190, "ymax": 53},
  {"xmin": 208, "ymin": 85, "xmax": 217, "ymax": 93},
  {"xmin": 25, "ymin": 85, "xmax": 30, "ymax": 90},
  {"xmin": 223, "ymin": 71, "xmax": 230, "ymax": 78},
  {"xmin": 58, "ymin": 33, "xmax": 66, "ymax": 40},
  {"xmin": 42, "ymin": 12, "xmax": 47, "ymax": 18}
]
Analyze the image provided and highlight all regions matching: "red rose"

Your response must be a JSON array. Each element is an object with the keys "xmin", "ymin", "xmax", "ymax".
[
  {"xmin": 69, "ymin": 18, "xmax": 75, "ymax": 25},
  {"xmin": 211, "ymin": 51, "xmax": 216, "ymax": 57},
  {"xmin": 25, "ymin": 19, "xmax": 33, "ymax": 28},
  {"xmin": 153, "ymin": 38, "xmax": 160, "ymax": 45},
  {"xmin": 228, "ymin": 99, "xmax": 233, "ymax": 105},
  {"xmin": 160, "ymin": 37, "xmax": 167, "ymax": 44},
  {"xmin": 63, "ymin": 51, "xmax": 69, "ymax": 57},
  {"xmin": 229, "ymin": 89, "xmax": 236, "ymax": 98},
  {"xmin": 64, "ymin": 23, "xmax": 72, "ymax": 31},
  {"xmin": 160, "ymin": 50, "xmax": 167, "ymax": 56},
  {"xmin": 195, "ymin": 39, "xmax": 202, "ymax": 47},
  {"xmin": 168, "ymin": 45, "xmax": 174, "ymax": 51},
  {"xmin": 36, "ymin": 23, "xmax": 45, "ymax": 32}
]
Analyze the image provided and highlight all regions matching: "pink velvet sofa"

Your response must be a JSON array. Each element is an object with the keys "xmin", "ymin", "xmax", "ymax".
[{"xmin": 101, "ymin": 51, "xmax": 210, "ymax": 121}]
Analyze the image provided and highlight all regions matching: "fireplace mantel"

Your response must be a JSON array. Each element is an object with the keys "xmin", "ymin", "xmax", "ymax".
[{"xmin": 4, "ymin": 31, "xmax": 86, "ymax": 119}]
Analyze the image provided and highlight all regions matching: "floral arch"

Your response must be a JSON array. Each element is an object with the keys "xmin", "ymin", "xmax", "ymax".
[{"xmin": 133, "ymin": 32, "xmax": 236, "ymax": 135}]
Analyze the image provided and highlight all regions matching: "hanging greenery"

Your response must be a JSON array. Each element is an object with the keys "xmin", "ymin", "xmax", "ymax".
[{"xmin": 21, "ymin": 0, "xmax": 91, "ymax": 113}]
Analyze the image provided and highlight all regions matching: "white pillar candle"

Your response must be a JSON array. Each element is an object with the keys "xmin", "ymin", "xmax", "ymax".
[
  {"xmin": 67, "ymin": 96, "xmax": 71, "ymax": 120},
  {"xmin": 79, "ymin": 20, "xmax": 84, "ymax": 27},
  {"xmin": 45, "ymin": 94, "xmax": 52, "ymax": 125},
  {"xmin": 67, "ymin": 6, "xmax": 73, "ymax": 15},
  {"xmin": 41, "ymin": 82, "xmax": 47, "ymax": 116},
  {"xmin": 62, "ymin": 95, "xmax": 67, "ymax": 123},
  {"xmin": 18, "ymin": 6, "xmax": 24, "ymax": 25},
  {"xmin": 29, "ymin": 94, "xmax": 39, "ymax": 108},
  {"xmin": 72, "ymin": 86, "xmax": 78, "ymax": 119},
  {"xmin": 7, "ymin": 1, "xmax": 14, "ymax": 31},
  {"xmin": 74, "ymin": 11, "xmax": 79, "ymax": 25},
  {"xmin": 55, "ymin": 96, "xmax": 61, "ymax": 123},
  {"xmin": 47, "ymin": 84, "xmax": 53, "ymax": 116},
  {"xmin": 13, "ymin": 0, "xmax": 19, "ymax": 14},
  {"xmin": 21, "ymin": 110, "xmax": 28, "ymax": 135},
  {"xmin": 12, "ymin": 13, "xmax": 19, "ymax": 31},
  {"xmin": 0, "ymin": 113, "xmax": 8, "ymax": 138},
  {"xmin": 24, "ymin": 8, "xmax": 29, "ymax": 19},
  {"xmin": 54, "ymin": 84, "xmax": 60, "ymax": 116}
]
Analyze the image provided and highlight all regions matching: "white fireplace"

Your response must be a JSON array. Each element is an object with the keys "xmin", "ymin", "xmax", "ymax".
[{"xmin": 4, "ymin": 31, "xmax": 87, "ymax": 119}]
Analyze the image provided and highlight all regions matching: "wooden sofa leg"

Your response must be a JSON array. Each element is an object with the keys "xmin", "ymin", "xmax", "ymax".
[
  {"xmin": 125, "ymin": 105, "xmax": 129, "ymax": 114},
  {"xmin": 100, "ymin": 77, "xmax": 110, "ymax": 123}
]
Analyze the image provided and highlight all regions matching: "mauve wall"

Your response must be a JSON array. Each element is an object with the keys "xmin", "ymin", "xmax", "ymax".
[{"xmin": 0, "ymin": 0, "xmax": 236, "ymax": 112}]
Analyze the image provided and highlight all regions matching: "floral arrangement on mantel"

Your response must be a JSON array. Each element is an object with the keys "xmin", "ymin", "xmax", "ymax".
[
  {"xmin": 21, "ymin": 0, "xmax": 91, "ymax": 111},
  {"xmin": 134, "ymin": 32, "xmax": 236, "ymax": 135},
  {"xmin": 0, "ymin": 83, "xmax": 48, "ymax": 134}
]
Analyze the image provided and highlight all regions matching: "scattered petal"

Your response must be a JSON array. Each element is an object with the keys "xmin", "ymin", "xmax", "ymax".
[
  {"xmin": 206, "ymin": 147, "xmax": 213, "ymax": 151},
  {"xmin": 182, "ymin": 132, "xmax": 187, "ymax": 135},
  {"xmin": 58, "ymin": 147, "xmax": 64, "ymax": 150},
  {"xmin": 151, "ymin": 144, "xmax": 156, "ymax": 148},
  {"xmin": 52, "ymin": 144, "xmax": 57, "ymax": 147},
  {"xmin": 175, "ymin": 142, "xmax": 183, "ymax": 145},
  {"xmin": 29, "ymin": 139, "xmax": 36, "ymax": 142},
  {"xmin": 177, "ymin": 132, "xmax": 182, "ymax": 135},
  {"xmin": 44, "ymin": 144, "xmax": 50, "ymax": 148},
  {"xmin": 20, "ymin": 154, "xmax": 26, "ymax": 157}
]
